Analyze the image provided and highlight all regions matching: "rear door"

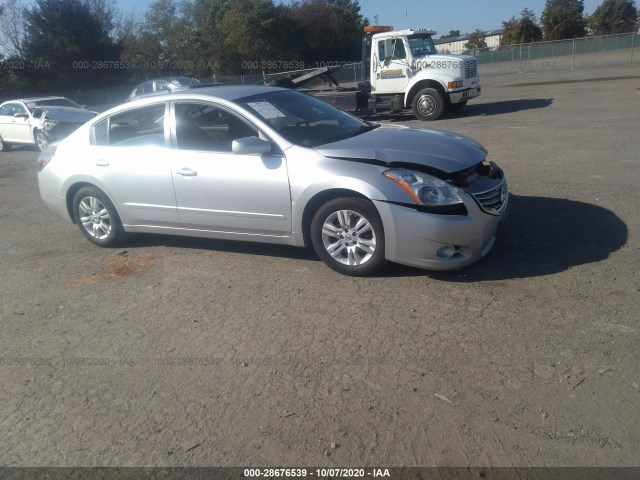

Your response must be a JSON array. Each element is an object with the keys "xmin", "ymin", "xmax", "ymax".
[{"xmin": 88, "ymin": 102, "xmax": 180, "ymax": 227}]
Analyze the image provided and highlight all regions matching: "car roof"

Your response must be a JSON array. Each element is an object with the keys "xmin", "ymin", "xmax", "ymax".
[
  {"xmin": 129, "ymin": 84, "xmax": 289, "ymax": 103},
  {"xmin": 8, "ymin": 96, "xmax": 67, "ymax": 103},
  {"xmin": 168, "ymin": 85, "xmax": 288, "ymax": 101}
]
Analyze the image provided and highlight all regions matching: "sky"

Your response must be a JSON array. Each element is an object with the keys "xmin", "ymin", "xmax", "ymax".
[
  {"xmin": 356, "ymin": 0, "xmax": 603, "ymax": 36},
  {"xmin": 117, "ymin": 0, "xmax": 605, "ymax": 37}
]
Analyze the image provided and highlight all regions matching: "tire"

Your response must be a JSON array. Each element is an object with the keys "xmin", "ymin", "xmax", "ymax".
[
  {"xmin": 0, "ymin": 135, "xmax": 8, "ymax": 152},
  {"xmin": 35, "ymin": 130, "xmax": 48, "ymax": 152},
  {"xmin": 72, "ymin": 186, "xmax": 124, "ymax": 247},
  {"xmin": 411, "ymin": 88, "xmax": 444, "ymax": 121},
  {"xmin": 310, "ymin": 197, "xmax": 386, "ymax": 276},
  {"xmin": 447, "ymin": 100, "xmax": 467, "ymax": 112}
]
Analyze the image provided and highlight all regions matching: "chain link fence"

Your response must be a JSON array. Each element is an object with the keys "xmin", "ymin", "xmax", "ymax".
[
  {"xmin": 459, "ymin": 32, "xmax": 637, "ymax": 73},
  {"xmin": 33, "ymin": 32, "xmax": 638, "ymax": 112}
]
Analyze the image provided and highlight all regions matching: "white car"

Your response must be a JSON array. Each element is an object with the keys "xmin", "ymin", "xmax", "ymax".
[{"xmin": 0, "ymin": 97, "xmax": 97, "ymax": 151}]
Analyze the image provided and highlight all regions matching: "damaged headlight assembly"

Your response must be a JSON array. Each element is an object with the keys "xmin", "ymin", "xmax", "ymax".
[{"xmin": 383, "ymin": 168, "xmax": 465, "ymax": 213}]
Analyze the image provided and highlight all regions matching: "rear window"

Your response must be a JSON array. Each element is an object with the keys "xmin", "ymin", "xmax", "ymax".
[{"xmin": 93, "ymin": 104, "xmax": 166, "ymax": 147}]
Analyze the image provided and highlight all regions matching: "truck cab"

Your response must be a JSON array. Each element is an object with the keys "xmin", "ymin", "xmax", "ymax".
[{"xmin": 362, "ymin": 26, "xmax": 481, "ymax": 120}]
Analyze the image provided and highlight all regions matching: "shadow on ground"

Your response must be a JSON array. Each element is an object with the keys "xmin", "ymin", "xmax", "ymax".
[
  {"xmin": 365, "ymin": 98, "xmax": 554, "ymax": 122},
  {"xmin": 386, "ymin": 194, "xmax": 628, "ymax": 281},
  {"xmin": 122, "ymin": 195, "xmax": 626, "ymax": 281}
]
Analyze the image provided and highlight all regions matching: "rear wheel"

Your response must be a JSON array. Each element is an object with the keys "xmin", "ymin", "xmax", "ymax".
[
  {"xmin": 72, "ymin": 186, "xmax": 124, "ymax": 247},
  {"xmin": 0, "ymin": 135, "xmax": 8, "ymax": 152},
  {"xmin": 310, "ymin": 197, "xmax": 386, "ymax": 276},
  {"xmin": 412, "ymin": 88, "xmax": 444, "ymax": 121}
]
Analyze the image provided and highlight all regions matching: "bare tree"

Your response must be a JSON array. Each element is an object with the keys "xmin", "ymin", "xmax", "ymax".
[{"xmin": 0, "ymin": 0, "xmax": 27, "ymax": 58}]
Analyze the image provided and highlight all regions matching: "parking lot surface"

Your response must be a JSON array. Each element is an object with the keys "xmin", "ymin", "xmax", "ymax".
[{"xmin": 1, "ymin": 63, "xmax": 639, "ymax": 467}]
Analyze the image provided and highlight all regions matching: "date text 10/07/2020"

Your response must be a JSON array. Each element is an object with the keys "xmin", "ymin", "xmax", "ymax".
[{"xmin": 243, "ymin": 468, "xmax": 391, "ymax": 477}]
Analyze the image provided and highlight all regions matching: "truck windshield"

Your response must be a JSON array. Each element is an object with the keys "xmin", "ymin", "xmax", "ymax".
[
  {"xmin": 408, "ymin": 35, "xmax": 437, "ymax": 57},
  {"xmin": 237, "ymin": 90, "xmax": 374, "ymax": 148}
]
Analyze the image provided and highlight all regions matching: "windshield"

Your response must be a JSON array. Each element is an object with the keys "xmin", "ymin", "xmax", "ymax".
[
  {"xmin": 237, "ymin": 90, "xmax": 373, "ymax": 148},
  {"xmin": 408, "ymin": 35, "xmax": 437, "ymax": 57},
  {"xmin": 26, "ymin": 98, "xmax": 83, "ymax": 112}
]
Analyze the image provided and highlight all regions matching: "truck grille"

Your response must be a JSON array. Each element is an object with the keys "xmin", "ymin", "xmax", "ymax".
[
  {"xmin": 471, "ymin": 180, "xmax": 508, "ymax": 215},
  {"xmin": 465, "ymin": 60, "xmax": 477, "ymax": 79}
]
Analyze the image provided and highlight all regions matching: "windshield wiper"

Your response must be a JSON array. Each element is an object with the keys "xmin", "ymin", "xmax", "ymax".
[{"xmin": 348, "ymin": 123, "xmax": 379, "ymax": 138}]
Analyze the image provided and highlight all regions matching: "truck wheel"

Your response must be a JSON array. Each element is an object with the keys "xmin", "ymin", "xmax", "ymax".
[
  {"xmin": 412, "ymin": 88, "xmax": 444, "ymax": 121},
  {"xmin": 447, "ymin": 100, "xmax": 467, "ymax": 112},
  {"xmin": 310, "ymin": 197, "xmax": 386, "ymax": 276}
]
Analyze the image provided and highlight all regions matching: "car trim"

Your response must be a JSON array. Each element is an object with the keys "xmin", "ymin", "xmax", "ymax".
[{"xmin": 177, "ymin": 206, "xmax": 286, "ymax": 220}]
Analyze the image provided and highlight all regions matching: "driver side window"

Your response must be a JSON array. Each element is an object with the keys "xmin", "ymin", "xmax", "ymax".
[
  {"xmin": 174, "ymin": 102, "xmax": 259, "ymax": 153},
  {"xmin": 378, "ymin": 39, "xmax": 406, "ymax": 60}
]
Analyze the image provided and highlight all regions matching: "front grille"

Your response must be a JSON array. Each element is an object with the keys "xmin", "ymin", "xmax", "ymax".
[
  {"xmin": 465, "ymin": 60, "xmax": 477, "ymax": 79},
  {"xmin": 471, "ymin": 179, "xmax": 508, "ymax": 215}
]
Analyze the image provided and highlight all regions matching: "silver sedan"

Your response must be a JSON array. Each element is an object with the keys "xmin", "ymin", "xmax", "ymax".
[{"xmin": 37, "ymin": 86, "xmax": 508, "ymax": 276}]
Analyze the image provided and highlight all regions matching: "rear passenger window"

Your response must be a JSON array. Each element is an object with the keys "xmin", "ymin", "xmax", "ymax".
[{"xmin": 93, "ymin": 104, "xmax": 166, "ymax": 147}]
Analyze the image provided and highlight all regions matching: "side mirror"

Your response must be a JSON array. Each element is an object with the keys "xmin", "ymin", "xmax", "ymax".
[
  {"xmin": 383, "ymin": 38, "xmax": 394, "ymax": 59},
  {"xmin": 14, "ymin": 112, "xmax": 28, "ymax": 119},
  {"xmin": 232, "ymin": 136, "xmax": 272, "ymax": 155}
]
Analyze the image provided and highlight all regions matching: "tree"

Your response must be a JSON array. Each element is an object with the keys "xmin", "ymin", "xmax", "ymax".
[
  {"xmin": 541, "ymin": 0, "xmax": 586, "ymax": 40},
  {"xmin": 441, "ymin": 30, "xmax": 460, "ymax": 39},
  {"xmin": 0, "ymin": 0, "xmax": 27, "ymax": 58},
  {"xmin": 501, "ymin": 8, "xmax": 543, "ymax": 45},
  {"xmin": 289, "ymin": 0, "xmax": 368, "ymax": 67},
  {"xmin": 588, "ymin": 0, "xmax": 638, "ymax": 35},
  {"xmin": 22, "ymin": 0, "xmax": 123, "ymax": 90},
  {"xmin": 464, "ymin": 29, "xmax": 488, "ymax": 50},
  {"xmin": 222, "ymin": 0, "xmax": 302, "ymax": 73}
]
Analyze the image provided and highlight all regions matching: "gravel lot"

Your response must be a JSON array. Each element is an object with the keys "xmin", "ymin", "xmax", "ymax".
[{"xmin": 1, "ymin": 63, "xmax": 639, "ymax": 468}]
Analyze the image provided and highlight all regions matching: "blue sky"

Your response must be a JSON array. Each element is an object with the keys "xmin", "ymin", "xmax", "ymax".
[
  {"xmin": 356, "ymin": 0, "xmax": 603, "ymax": 35},
  {"xmin": 118, "ymin": 0, "xmax": 605, "ymax": 36}
]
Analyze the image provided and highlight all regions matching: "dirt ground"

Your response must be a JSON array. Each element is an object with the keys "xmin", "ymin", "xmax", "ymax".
[{"xmin": 0, "ymin": 62, "xmax": 639, "ymax": 469}]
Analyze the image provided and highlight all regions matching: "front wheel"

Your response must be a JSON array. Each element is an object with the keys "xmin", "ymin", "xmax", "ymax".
[
  {"xmin": 310, "ymin": 197, "xmax": 386, "ymax": 276},
  {"xmin": 0, "ymin": 135, "xmax": 8, "ymax": 152},
  {"xmin": 72, "ymin": 186, "xmax": 124, "ymax": 247},
  {"xmin": 35, "ymin": 130, "xmax": 48, "ymax": 151},
  {"xmin": 412, "ymin": 88, "xmax": 444, "ymax": 121}
]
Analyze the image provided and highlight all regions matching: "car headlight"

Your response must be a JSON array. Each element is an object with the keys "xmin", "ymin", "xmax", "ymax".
[{"xmin": 383, "ymin": 168, "xmax": 463, "ymax": 207}]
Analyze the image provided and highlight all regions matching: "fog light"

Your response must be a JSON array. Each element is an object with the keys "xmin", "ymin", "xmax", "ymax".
[{"xmin": 437, "ymin": 246, "xmax": 456, "ymax": 259}]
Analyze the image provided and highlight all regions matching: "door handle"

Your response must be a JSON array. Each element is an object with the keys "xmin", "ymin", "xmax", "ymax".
[
  {"xmin": 176, "ymin": 168, "xmax": 197, "ymax": 176},
  {"xmin": 95, "ymin": 160, "xmax": 109, "ymax": 167}
]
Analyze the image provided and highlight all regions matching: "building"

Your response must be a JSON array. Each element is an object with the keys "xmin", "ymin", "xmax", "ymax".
[{"xmin": 434, "ymin": 28, "xmax": 505, "ymax": 54}]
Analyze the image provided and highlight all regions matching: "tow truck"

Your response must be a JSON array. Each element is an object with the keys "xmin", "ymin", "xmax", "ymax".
[{"xmin": 274, "ymin": 26, "xmax": 481, "ymax": 121}]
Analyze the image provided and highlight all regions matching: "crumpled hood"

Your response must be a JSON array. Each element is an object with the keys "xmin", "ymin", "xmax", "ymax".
[
  {"xmin": 316, "ymin": 124, "xmax": 487, "ymax": 174},
  {"xmin": 40, "ymin": 107, "xmax": 97, "ymax": 123}
]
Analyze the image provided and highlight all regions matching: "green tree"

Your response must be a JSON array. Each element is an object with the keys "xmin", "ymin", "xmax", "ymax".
[
  {"xmin": 441, "ymin": 30, "xmax": 461, "ymax": 39},
  {"xmin": 464, "ymin": 29, "xmax": 488, "ymax": 50},
  {"xmin": 501, "ymin": 8, "xmax": 543, "ymax": 45},
  {"xmin": 541, "ymin": 0, "xmax": 586, "ymax": 40},
  {"xmin": 588, "ymin": 0, "xmax": 638, "ymax": 35},
  {"xmin": 289, "ymin": 0, "xmax": 368, "ymax": 66},
  {"xmin": 22, "ymin": 0, "xmax": 122, "ymax": 89},
  {"xmin": 222, "ymin": 0, "xmax": 302, "ymax": 73}
]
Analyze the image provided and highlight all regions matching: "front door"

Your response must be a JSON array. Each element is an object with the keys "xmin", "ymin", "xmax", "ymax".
[
  {"xmin": 170, "ymin": 101, "xmax": 291, "ymax": 236},
  {"xmin": 372, "ymin": 38, "xmax": 411, "ymax": 94}
]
